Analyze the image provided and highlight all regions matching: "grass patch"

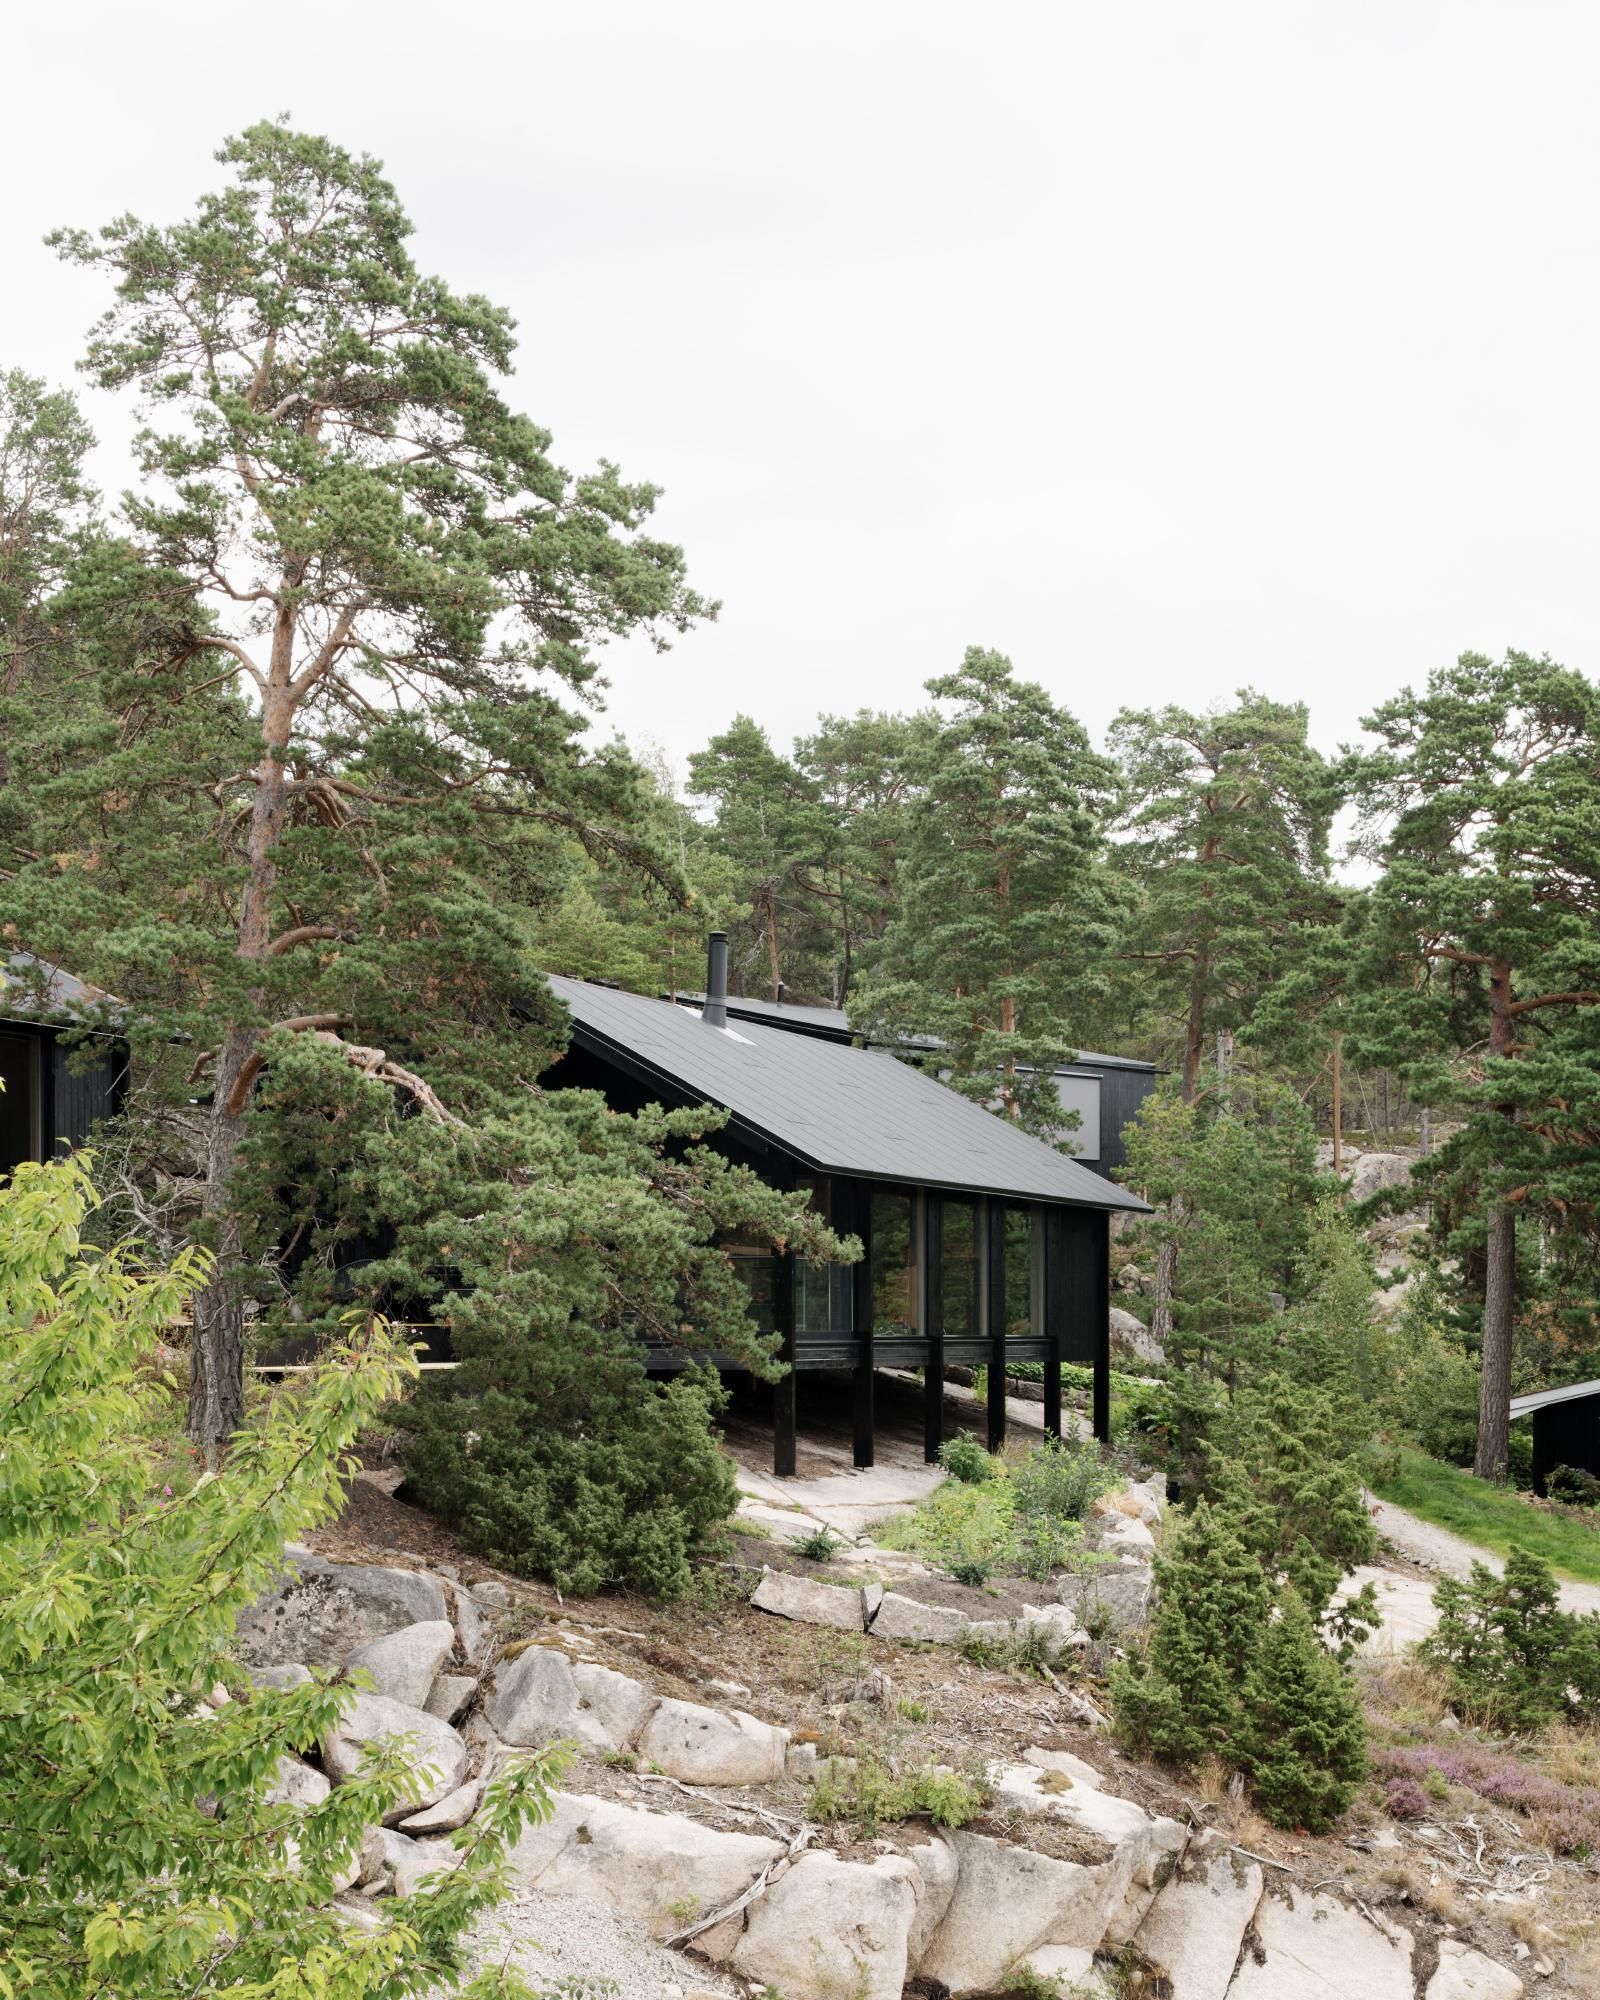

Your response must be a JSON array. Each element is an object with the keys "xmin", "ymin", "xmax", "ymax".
[
  {"xmin": 1374, "ymin": 1447, "xmax": 1600, "ymax": 1586},
  {"xmin": 877, "ymin": 1434, "xmax": 1115, "ymax": 1584}
]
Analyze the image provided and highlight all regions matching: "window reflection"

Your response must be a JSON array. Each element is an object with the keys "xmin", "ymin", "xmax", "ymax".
[
  {"xmin": 1005, "ymin": 1206, "xmax": 1036, "ymax": 1338},
  {"xmin": 941, "ymin": 1200, "xmax": 978, "ymax": 1337},
  {"xmin": 871, "ymin": 1190, "xmax": 917, "ymax": 1337}
]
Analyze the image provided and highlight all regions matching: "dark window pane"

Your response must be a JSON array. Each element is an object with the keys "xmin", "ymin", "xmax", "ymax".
[
  {"xmin": 796, "ymin": 1255, "xmax": 853, "ymax": 1334},
  {"xmin": 941, "ymin": 1201, "xmax": 978, "ymax": 1337},
  {"xmin": 1005, "ymin": 1206, "xmax": 1036, "ymax": 1339},
  {"xmin": 726, "ymin": 1249, "xmax": 776, "ymax": 1334},
  {"xmin": 0, "ymin": 1032, "xmax": 39, "ymax": 1175},
  {"xmin": 871, "ymin": 1190, "xmax": 917, "ymax": 1338}
]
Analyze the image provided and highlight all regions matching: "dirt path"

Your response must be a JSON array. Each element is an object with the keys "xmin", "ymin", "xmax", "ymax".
[{"xmin": 1365, "ymin": 1491, "xmax": 1600, "ymax": 1616}]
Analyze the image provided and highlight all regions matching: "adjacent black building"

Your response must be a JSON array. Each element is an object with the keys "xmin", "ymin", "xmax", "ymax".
[
  {"xmin": 0, "ymin": 955, "xmax": 127, "ymax": 1177},
  {"xmin": 1510, "ymin": 1378, "xmax": 1600, "ymax": 1492}
]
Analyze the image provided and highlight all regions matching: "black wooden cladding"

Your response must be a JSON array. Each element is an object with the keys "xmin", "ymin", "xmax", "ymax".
[{"xmin": 1531, "ymin": 1395, "xmax": 1600, "ymax": 1491}]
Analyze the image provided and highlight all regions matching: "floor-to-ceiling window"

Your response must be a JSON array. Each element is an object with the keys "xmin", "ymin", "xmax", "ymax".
[
  {"xmin": 941, "ymin": 1199, "xmax": 979, "ymax": 1337},
  {"xmin": 870, "ymin": 1188, "xmax": 918, "ymax": 1337}
]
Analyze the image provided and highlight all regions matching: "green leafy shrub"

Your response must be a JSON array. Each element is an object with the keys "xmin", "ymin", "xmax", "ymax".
[
  {"xmin": 403, "ymin": 1371, "xmax": 737, "ymax": 1599},
  {"xmin": 0, "ymin": 1155, "xmax": 559, "ymax": 1999},
  {"xmin": 1236, "ymin": 1588, "xmax": 1367, "ymax": 1832},
  {"xmin": 1420, "ymin": 1549, "xmax": 1600, "ymax": 1730},
  {"xmin": 1011, "ymin": 1432, "xmax": 1112, "ymax": 1524},
  {"xmin": 939, "ymin": 1434, "xmax": 995, "ymax": 1484},
  {"xmin": 808, "ymin": 1755, "xmax": 985, "ymax": 1835},
  {"xmin": 877, "ymin": 1476, "xmax": 1017, "ymax": 1581}
]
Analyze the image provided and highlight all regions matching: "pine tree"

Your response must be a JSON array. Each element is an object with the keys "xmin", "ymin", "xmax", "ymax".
[
  {"xmin": 686, "ymin": 716, "xmax": 834, "ymax": 999},
  {"xmin": 1108, "ymin": 693, "xmax": 1337, "ymax": 1341},
  {"xmin": 1344, "ymin": 652, "xmax": 1600, "ymax": 1479},
  {"xmin": 1110, "ymin": 1498, "xmax": 1271, "ymax": 1765},
  {"xmin": 11, "ymin": 122, "xmax": 715, "ymax": 1449},
  {"xmin": 1108, "ymin": 691, "xmax": 1337, "ymax": 1101},
  {"xmin": 1238, "ymin": 1587, "xmax": 1367, "ymax": 1833},
  {"xmin": 857, "ymin": 648, "xmax": 1116, "ymax": 1136}
]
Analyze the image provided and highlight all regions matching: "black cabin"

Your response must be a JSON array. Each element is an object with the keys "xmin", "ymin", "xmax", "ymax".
[
  {"xmin": 545, "ymin": 937, "xmax": 1150, "ymax": 1478},
  {"xmin": 0, "ymin": 955, "xmax": 127, "ymax": 1177},
  {"xmin": 1510, "ymin": 1379, "xmax": 1600, "ymax": 1493}
]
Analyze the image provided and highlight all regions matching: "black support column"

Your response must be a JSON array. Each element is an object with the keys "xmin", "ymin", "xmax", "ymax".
[
  {"xmin": 1039, "ymin": 1206, "xmax": 1062, "ymax": 1442},
  {"xmin": 773, "ymin": 1244, "xmax": 797, "ymax": 1477},
  {"xmin": 984, "ymin": 1197, "xmax": 1007, "ymax": 1453},
  {"xmin": 850, "ymin": 1179, "xmax": 874, "ymax": 1470},
  {"xmin": 921, "ymin": 1190, "xmax": 944, "ymax": 1463}
]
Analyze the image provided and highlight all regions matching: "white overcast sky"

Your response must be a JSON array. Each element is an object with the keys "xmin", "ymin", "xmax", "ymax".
[{"xmin": 6, "ymin": 2, "xmax": 1598, "ymax": 785}]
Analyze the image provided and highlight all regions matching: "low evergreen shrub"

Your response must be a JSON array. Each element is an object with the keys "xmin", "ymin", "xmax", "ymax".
[
  {"xmin": 1548, "ymin": 1463, "xmax": 1600, "ymax": 1509},
  {"xmin": 403, "ymin": 1371, "xmax": 736, "ymax": 1599},
  {"xmin": 1419, "ymin": 1548, "xmax": 1600, "ymax": 1731},
  {"xmin": 1110, "ymin": 1498, "xmax": 1271, "ymax": 1766},
  {"xmin": 1236, "ymin": 1588, "xmax": 1367, "ymax": 1832}
]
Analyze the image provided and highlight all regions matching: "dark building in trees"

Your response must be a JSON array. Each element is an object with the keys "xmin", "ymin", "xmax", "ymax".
[
  {"xmin": 1510, "ymin": 1379, "xmax": 1600, "ymax": 1493},
  {"xmin": 545, "ymin": 938, "xmax": 1149, "ymax": 1477},
  {"xmin": 0, "ymin": 956, "xmax": 126, "ymax": 1176}
]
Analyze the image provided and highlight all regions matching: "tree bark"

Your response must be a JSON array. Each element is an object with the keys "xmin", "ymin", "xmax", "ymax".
[
  {"xmin": 1474, "ymin": 958, "xmax": 1518, "ymax": 1481},
  {"xmin": 188, "ymin": 685, "xmax": 293, "ymax": 1454},
  {"xmin": 1331, "ymin": 1029, "xmax": 1343, "ymax": 1176},
  {"xmin": 1475, "ymin": 1200, "xmax": 1515, "ymax": 1480}
]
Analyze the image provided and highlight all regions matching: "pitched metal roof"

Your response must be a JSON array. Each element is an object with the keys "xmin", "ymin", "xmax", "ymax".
[
  {"xmin": 0, "ymin": 952, "xmax": 125, "ymax": 1031},
  {"xmin": 547, "ymin": 974, "xmax": 1149, "ymax": 1213},
  {"xmin": 1509, "ymin": 1378, "xmax": 1600, "ymax": 1419},
  {"xmin": 671, "ymin": 991, "xmax": 1158, "ymax": 1072}
]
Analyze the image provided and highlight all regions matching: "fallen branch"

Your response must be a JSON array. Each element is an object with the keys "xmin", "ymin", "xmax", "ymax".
[
  {"xmin": 663, "ymin": 1817, "xmax": 816, "ymax": 1949},
  {"xmin": 633, "ymin": 1771, "xmax": 807, "ymax": 1839}
]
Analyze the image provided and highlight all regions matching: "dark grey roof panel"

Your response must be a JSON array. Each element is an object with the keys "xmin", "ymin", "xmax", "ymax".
[
  {"xmin": 1, "ymin": 952, "xmax": 125, "ymax": 1028},
  {"xmin": 549, "ymin": 975, "xmax": 1148, "ymax": 1213},
  {"xmin": 1509, "ymin": 1378, "xmax": 1600, "ymax": 1418}
]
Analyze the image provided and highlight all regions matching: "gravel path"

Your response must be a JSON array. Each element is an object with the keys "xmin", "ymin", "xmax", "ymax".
[
  {"xmin": 460, "ymin": 1890, "xmax": 740, "ymax": 1998},
  {"xmin": 1366, "ymin": 1491, "xmax": 1600, "ymax": 1616}
]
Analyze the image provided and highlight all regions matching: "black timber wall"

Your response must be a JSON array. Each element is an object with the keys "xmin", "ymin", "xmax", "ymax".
[
  {"xmin": 1097, "ymin": 1066, "xmax": 1157, "ymax": 1179},
  {"xmin": 1532, "ymin": 1396, "xmax": 1600, "ymax": 1491}
]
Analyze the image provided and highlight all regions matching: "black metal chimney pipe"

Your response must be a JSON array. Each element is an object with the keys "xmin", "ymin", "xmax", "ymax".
[{"xmin": 704, "ymin": 931, "xmax": 729, "ymax": 1028}]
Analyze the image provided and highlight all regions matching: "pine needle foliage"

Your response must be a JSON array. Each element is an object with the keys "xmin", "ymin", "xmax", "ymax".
[
  {"xmin": 1236, "ymin": 1587, "xmax": 1367, "ymax": 1833},
  {"xmin": 1110, "ymin": 1498, "xmax": 1271, "ymax": 1766}
]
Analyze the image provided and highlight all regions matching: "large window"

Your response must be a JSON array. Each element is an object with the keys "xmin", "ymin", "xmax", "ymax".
[
  {"xmin": 871, "ymin": 1189, "xmax": 917, "ymax": 1337},
  {"xmin": 941, "ymin": 1200, "xmax": 979, "ymax": 1337},
  {"xmin": 1004, "ymin": 1206, "xmax": 1038, "ymax": 1338},
  {"xmin": 722, "ymin": 1175, "xmax": 855, "ymax": 1338}
]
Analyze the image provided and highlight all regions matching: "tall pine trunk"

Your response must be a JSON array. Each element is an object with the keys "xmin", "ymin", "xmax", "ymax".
[
  {"xmin": 1474, "ymin": 1201, "xmax": 1515, "ymax": 1480},
  {"xmin": 1474, "ymin": 959, "xmax": 1518, "ymax": 1481},
  {"xmin": 188, "ymin": 687, "xmax": 293, "ymax": 1455},
  {"xmin": 1152, "ymin": 956, "xmax": 1208, "ymax": 1348}
]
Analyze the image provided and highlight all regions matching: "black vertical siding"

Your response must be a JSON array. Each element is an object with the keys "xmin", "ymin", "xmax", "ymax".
[
  {"xmin": 1532, "ymin": 1397, "xmax": 1600, "ymax": 1490},
  {"xmin": 47, "ymin": 1035, "xmax": 126, "ymax": 1154},
  {"xmin": 1097, "ymin": 1067, "xmax": 1157, "ymax": 1178}
]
